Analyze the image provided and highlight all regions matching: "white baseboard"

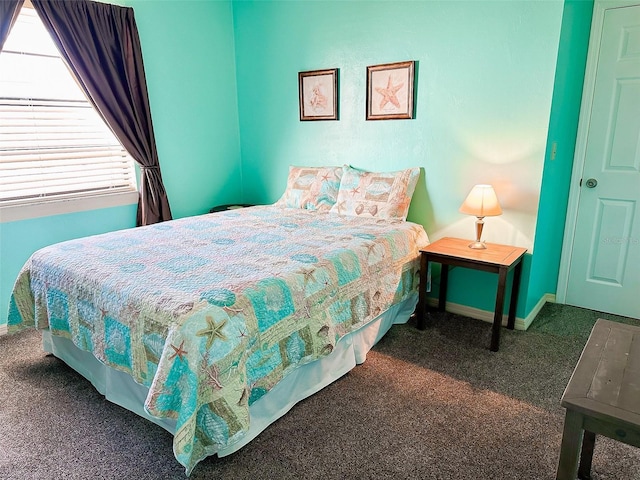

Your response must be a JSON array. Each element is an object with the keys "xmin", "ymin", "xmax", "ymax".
[
  {"xmin": 0, "ymin": 324, "xmax": 7, "ymax": 336},
  {"xmin": 427, "ymin": 293, "xmax": 555, "ymax": 331},
  {"xmin": 524, "ymin": 293, "xmax": 555, "ymax": 329}
]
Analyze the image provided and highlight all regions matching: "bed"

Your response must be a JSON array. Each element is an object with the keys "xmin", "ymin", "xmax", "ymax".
[{"xmin": 7, "ymin": 165, "xmax": 428, "ymax": 475}]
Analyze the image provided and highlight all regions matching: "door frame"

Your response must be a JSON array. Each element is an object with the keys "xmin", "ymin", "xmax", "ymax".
[{"xmin": 557, "ymin": 0, "xmax": 640, "ymax": 303}]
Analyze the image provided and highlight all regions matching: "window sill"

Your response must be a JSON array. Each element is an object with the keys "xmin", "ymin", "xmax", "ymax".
[{"xmin": 0, "ymin": 190, "xmax": 139, "ymax": 223}]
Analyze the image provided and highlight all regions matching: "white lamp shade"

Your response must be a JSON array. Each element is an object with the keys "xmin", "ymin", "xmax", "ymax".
[{"xmin": 459, "ymin": 184, "xmax": 502, "ymax": 217}]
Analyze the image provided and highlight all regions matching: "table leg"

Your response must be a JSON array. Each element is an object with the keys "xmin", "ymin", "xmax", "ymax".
[
  {"xmin": 438, "ymin": 263, "xmax": 448, "ymax": 312},
  {"xmin": 417, "ymin": 253, "xmax": 428, "ymax": 330},
  {"xmin": 556, "ymin": 409, "xmax": 584, "ymax": 480},
  {"xmin": 490, "ymin": 266, "xmax": 508, "ymax": 352},
  {"xmin": 507, "ymin": 260, "xmax": 523, "ymax": 330},
  {"xmin": 578, "ymin": 430, "xmax": 595, "ymax": 480}
]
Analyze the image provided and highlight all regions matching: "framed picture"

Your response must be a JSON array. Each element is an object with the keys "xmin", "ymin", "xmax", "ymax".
[
  {"xmin": 298, "ymin": 68, "xmax": 338, "ymax": 121},
  {"xmin": 366, "ymin": 60, "xmax": 415, "ymax": 120}
]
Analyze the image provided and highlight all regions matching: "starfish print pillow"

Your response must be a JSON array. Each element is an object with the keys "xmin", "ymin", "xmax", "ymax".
[{"xmin": 275, "ymin": 165, "xmax": 343, "ymax": 211}]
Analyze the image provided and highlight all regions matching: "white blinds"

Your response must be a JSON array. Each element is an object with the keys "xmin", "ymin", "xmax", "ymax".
[
  {"xmin": 0, "ymin": 98, "xmax": 136, "ymax": 202},
  {"xmin": 0, "ymin": 6, "xmax": 136, "ymax": 205}
]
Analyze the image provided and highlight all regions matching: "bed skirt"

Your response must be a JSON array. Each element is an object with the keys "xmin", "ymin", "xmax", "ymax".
[{"xmin": 42, "ymin": 293, "xmax": 417, "ymax": 458}]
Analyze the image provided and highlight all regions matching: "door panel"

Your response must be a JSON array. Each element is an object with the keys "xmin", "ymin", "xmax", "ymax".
[
  {"xmin": 589, "ymin": 199, "xmax": 634, "ymax": 285},
  {"xmin": 566, "ymin": 4, "xmax": 640, "ymax": 319}
]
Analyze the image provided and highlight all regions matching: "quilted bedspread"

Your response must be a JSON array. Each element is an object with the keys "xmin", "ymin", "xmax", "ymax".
[{"xmin": 8, "ymin": 206, "xmax": 429, "ymax": 474}]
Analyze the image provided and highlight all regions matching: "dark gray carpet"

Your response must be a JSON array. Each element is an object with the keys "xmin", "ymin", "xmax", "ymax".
[{"xmin": 1, "ymin": 303, "xmax": 639, "ymax": 479}]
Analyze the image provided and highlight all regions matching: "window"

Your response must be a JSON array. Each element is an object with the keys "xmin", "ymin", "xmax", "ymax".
[{"xmin": 0, "ymin": 6, "xmax": 137, "ymax": 221}]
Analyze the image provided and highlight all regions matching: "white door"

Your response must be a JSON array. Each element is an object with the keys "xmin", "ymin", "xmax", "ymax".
[{"xmin": 561, "ymin": 1, "xmax": 640, "ymax": 319}]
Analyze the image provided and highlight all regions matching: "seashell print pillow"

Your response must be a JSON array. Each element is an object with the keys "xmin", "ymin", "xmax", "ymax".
[
  {"xmin": 329, "ymin": 165, "xmax": 420, "ymax": 221},
  {"xmin": 275, "ymin": 165, "xmax": 344, "ymax": 211}
]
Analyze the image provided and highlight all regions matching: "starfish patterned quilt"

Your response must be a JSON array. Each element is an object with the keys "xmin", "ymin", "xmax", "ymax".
[{"xmin": 8, "ymin": 205, "xmax": 428, "ymax": 474}]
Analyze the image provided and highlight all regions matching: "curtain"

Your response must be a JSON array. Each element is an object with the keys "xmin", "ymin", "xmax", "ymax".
[
  {"xmin": 32, "ymin": 0, "xmax": 172, "ymax": 226},
  {"xmin": 0, "ymin": 0, "xmax": 24, "ymax": 51}
]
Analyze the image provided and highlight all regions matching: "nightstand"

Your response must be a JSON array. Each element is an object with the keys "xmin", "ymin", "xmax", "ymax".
[
  {"xmin": 209, "ymin": 204, "xmax": 254, "ymax": 213},
  {"xmin": 416, "ymin": 237, "xmax": 527, "ymax": 352}
]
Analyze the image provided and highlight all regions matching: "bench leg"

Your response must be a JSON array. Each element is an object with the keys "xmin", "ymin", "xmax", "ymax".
[
  {"xmin": 578, "ymin": 430, "xmax": 595, "ymax": 480},
  {"xmin": 557, "ymin": 409, "xmax": 584, "ymax": 480}
]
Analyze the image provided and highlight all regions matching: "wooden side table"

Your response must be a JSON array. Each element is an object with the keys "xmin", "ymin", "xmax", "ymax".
[
  {"xmin": 416, "ymin": 237, "xmax": 527, "ymax": 352},
  {"xmin": 209, "ymin": 204, "xmax": 254, "ymax": 213},
  {"xmin": 556, "ymin": 319, "xmax": 640, "ymax": 480}
]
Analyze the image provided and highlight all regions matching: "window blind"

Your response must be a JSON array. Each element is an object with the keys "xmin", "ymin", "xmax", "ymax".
[
  {"xmin": 0, "ymin": 6, "xmax": 136, "ymax": 205},
  {"xmin": 0, "ymin": 98, "xmax": 136, "ymax": 202}
]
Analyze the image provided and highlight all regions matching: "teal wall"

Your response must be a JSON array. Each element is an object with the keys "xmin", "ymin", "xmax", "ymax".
[
  {"xmin": 0, "ymin": 0, "xmax": 242, "ymax": 325},
  {"xmin": 0, "ymin": 205, "xmax": 138, "ymax": 326},
  {"xmin": 233, "ymin": 0, "xmax": 565, "ymax": 319},
  {"xmin": 234, "ymin": 1, "xmax": 562, "ymax": 235},
  {"xmin": 526, "ymin": 0, "xmax": 594, "ymax": 313}
]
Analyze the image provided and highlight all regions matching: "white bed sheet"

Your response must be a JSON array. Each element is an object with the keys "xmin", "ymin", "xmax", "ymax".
[{"xmin": 42, "ymin": 293, "xmax": 417, "ymax": 457}]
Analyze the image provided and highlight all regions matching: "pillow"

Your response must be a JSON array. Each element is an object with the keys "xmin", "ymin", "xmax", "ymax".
[
  {"xmin": 275, "ymin": 165, "xmax": 343, "ymax": 211},
  {"xmin": 329, "ymin": 165, "xmax": 420, "ymax": 220}
]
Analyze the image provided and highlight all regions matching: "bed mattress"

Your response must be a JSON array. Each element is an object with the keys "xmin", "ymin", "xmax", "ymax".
[
  {"xmin": 41, "ymin": 293, "xmax": 417, "ymax": 456},
  {"xmin": 8, "ymin": 205, "xmax": 429, "ymax": 474}
]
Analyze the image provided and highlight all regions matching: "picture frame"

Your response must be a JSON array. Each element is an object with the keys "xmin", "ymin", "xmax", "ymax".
[
  {"xmin": 366, "ymin": 60, "xmax": 415, "ymax": 120},
  {"xmin": 298, "ymin": 68, "xmax": 339, "ymax": 121}
]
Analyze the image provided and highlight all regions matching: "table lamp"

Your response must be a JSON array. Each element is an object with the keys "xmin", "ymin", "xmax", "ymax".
[{"xmin": 459, "ymin": 184, "xmax": 502, "ymax": 249}]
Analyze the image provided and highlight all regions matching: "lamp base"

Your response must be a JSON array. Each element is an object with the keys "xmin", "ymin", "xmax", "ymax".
[{"xmin": 468, "ymin": 217, "xmax": 487, "ymax": 249}]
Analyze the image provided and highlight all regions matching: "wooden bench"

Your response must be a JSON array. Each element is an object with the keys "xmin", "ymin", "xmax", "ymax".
[{"xmin": 556, "ymin": 318, "xmax": 640, "ymax": 479}]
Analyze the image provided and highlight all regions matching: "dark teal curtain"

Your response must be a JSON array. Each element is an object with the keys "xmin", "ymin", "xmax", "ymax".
[
  {"xmin": 0, "ymin": 0, "xmax": 24, "ymax": 51},
  {"xmin": 32, "ymin": 0, "xmax": 172, "ymax": 226}
]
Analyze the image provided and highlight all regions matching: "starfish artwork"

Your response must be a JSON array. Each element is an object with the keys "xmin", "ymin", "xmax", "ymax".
[
  {"xmin": 197, "ymin": 315, "xmax": 228, "ymax": 350},
  {"xmin": 375, "ymin": 74, "xmax": 404, "ymax": 111}
]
